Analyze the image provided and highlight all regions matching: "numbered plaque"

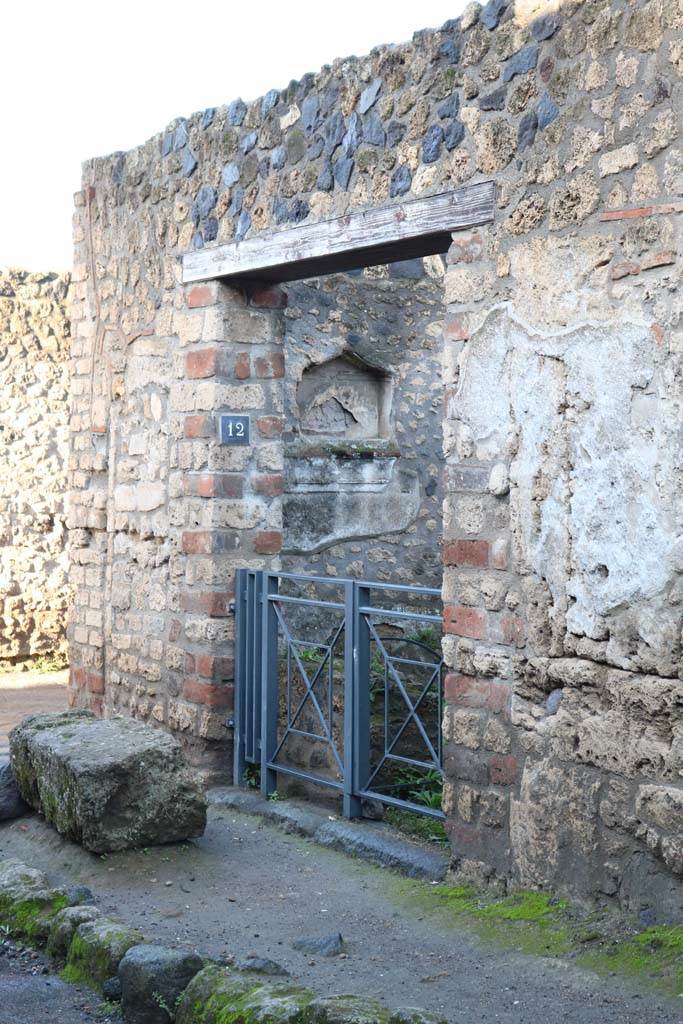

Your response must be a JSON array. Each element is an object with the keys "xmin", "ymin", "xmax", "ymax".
[{"xmin": 218, "ymin": 414, "xmax": 250, "ymax": 446}]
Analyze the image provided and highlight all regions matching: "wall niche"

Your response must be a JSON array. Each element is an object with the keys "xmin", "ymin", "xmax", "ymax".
[{"xmin": 296, "ymin": 354, "xmax": 391, "ymax": 441}]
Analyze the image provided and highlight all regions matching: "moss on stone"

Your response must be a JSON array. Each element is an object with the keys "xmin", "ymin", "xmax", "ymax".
[
  {"xmin": 64, "ymin": 919, "xmax": 143, "ymax": 990},
  {"xmin": 0, "ymin": 890, "xmax": 70, "ymax": 944},
  {"xmin": 578, "ymin": 925, "xmax": 683, "ymax": 997},
  {"xmin": 387, "ymin": 877, "xmax": 683, "ymax": 992}
]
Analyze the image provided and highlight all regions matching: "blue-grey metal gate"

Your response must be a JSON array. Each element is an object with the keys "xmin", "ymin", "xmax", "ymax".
[{"xmin": 233, "ymin": 570, "xmax": 445, "ymax": 820}]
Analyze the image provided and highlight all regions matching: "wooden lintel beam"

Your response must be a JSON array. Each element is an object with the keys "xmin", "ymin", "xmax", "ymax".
[{"xmin": 181, "ymin": 180, "xmax": 495, "ymax": 284}]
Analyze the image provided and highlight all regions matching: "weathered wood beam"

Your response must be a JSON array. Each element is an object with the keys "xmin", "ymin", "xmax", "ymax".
[{"xmin": 182, "ymin": 180, "xmax": 495, "ymax": 284}]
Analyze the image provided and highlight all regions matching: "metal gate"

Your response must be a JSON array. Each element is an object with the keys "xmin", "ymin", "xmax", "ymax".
[{"xmin": 233, "ymin": 570, "xmax": 445, "ymax": 820}]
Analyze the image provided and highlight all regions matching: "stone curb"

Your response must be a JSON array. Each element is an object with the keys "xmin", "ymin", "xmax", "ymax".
[
  {"xmin": 208, "ymin": 787, "xmax": 449, "ymax": 881},
  {"xmin": 0, "ymin": 857, "xmax": 446, "ymax": 1024}
]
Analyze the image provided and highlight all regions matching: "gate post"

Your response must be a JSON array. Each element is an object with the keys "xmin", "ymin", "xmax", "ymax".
[
  {"xmin": 342, "ymin": 581, "xmax": 362, "ymax": 819},
  {"xmin": 260, "ymin": 572, "xmax": 279, "ymax": 798},
  {"xmin": 232, "ymin": 568, "xmax": 247, "ymax": 784},
  {"xmin": 349, "ymin": 581, "xmax": 371, "ymax": 818}
]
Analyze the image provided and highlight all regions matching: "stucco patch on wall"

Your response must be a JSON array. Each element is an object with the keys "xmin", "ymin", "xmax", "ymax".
[{"xmin": 454, "ymin": 307, "xmax": 681, "ymax": 676}]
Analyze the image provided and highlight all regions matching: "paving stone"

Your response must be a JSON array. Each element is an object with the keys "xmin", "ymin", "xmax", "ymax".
[
  {"xmin": 118, "ymin": 944, "xmax": 204, "ymax": 1024},
  {"xmin": 292, "ymin": 932, "xmax": 344, "ymax": 957}
]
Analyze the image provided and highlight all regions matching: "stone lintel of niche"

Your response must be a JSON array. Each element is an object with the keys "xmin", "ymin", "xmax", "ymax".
[
  {"xmin": 285, "ymin": 440, "xmax": 401, "ymax": 461},
  {"xmin": 181, "ymin": 181, "xmax": 495, "ymax": 284}
]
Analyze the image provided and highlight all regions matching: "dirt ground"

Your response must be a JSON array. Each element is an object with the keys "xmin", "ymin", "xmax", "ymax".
[
  {"xmin": 0, "ymin": 670, "xmax": 68, "ymax": 756},
  {"xmin": 0, "ymin": 939, "xmax": 120, "ymax": 1024},
  {"xmin": 1, "ymin": 804, "xmax": 681, "ymax": 1024}
]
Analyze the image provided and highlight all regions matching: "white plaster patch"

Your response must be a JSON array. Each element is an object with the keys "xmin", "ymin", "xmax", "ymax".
[{"xmin": 455, "ymin": 308, "xmax": 682, "ymax": 674}]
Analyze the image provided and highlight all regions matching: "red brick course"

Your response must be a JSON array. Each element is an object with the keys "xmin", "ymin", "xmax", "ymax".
[
  {"xmin": 186, "ymin": 283, "xmax": 217, "ymax": 308},
  {"xmin": 254, "ymin": 530, "xmax": 283, "ymax": 554},
  {"xmin": 444, "ymin": 539, "xmax": 490, "ymax": 567},
  {"xmin": 182, "ymin": 677, "xmax": 234, "ymax": 708},
  {"xmin": 443, "ymin": 605, "xmax": 487, "ymax": 639}
]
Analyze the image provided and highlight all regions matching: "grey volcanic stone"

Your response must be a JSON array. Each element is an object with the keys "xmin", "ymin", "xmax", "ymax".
[
  {"xmin": 517, "ymin": 111, "xmax": 538, "ymax": 152},
  {"xmin": 333, "ymin": 156, "xmax": 354, "ymax": 190},
  {"xmin": 444, "ymin": 120, "xmax": 465, "ymax": 151},
  {"xmin": 343, "ymin": 112, "xmax": 362, "ymax": 155},
  {"xmin": 227, "ymin": 98, "xmax": 247, "ymax": 126},
  {"xmin": 317, "ymin": 161, "xmax": 334, "ymax": 192},
  {"xmin": 537, "ymin": 92, "xmax": 560, "ymax": 129},
  {"xmin": 422, "ymin": 125, "xmax": 443, "ymax": 164},
  {"xmin": 531, "ymin": 13, "xmax": 559, "ymax": 40},
  {"xmin": 301, "ymin": 94, "xmax": 320, "ymax": 133},
  {"xmin": 119, "ymin": 944, "xmax": 204, "ymax": 1024},
  {"xmin": 271, "ymin": 145, "xmax": 287, "ymax": 170},
  {"xmin": 200, "ymin": 107, "xmax": 216, "ymax": 130},
  {"xmin": 437, "ymin": 94, "xmax": 460, "ymax": 120},
  {"xmin": 358, "ymin": 78, "xmax": 382, "ymax": 114},
  {"xmin": 390, "ymin": 164, "xmax": 412, "ymax": 197},
  {"xmin": 503, "ymin": 44, "xmax": 539, "ymax": 83},
  {"xmin": 480, "ymin": 0, "xmax": 507, "ymax": 30},
  {"xmin": 9, "ymin": 711, "xmax": 207, "ymax": 853},
  {"xmin": 292, "ymin": 932, "xmax": 344, "ymax": 957},
  {"xmin": 386, "ymin": 121, "xmax": 406, "ymax": 147},
  {"xmin": 236, "ymin": 210, "xmax": 251, "ymax": 240},
  {"xmin": 240, "ymin": 131, "xmax": 258, "ymax": 155},
  {"xmin": 181, "ymin": 150, "xmax": 197, "ymax": 177},
  {"xmin": 221, "ymin": 162, "xmax": 240, "ymax": 187},
  {"xmin": 172, "ymin": 122, "xmax": 188, "ymax": 151},
  {"xmin": 479, "ymin": 86, "xmax": 507, "ymax": 111},
  {"xmin": 261, "ymin": 89, "xmax": 279, "ymax": 117},
  {"xmin": 234, "ymin": 956, "xmax": 288, "ymax": 975},
  {"xmin": 363, "ymin": 112, "xmax": 385, "ymax": 147},
  {"xmin": 0, "ymin": 760, "xmax": 28, "ymax": 821}
]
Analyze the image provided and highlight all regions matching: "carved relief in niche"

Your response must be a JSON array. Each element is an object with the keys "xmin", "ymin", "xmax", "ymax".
[{"xmin": 296, "ymin": 355, "xmax": 391, "ymax": 440}]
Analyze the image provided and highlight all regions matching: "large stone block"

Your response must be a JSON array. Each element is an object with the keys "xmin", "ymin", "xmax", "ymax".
[{"xmin": 9, "ymin": 711, "xmax": 207, "ymax": 852}]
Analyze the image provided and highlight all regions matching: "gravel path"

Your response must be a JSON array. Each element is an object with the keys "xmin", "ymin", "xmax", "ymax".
[
  {"xmin": 1, "ymin": 805, "xmax": 681, "ymax": 1024},
  {"xmin": 0, "ymin": 939, "xmax": 120, "ymax": 1024}
]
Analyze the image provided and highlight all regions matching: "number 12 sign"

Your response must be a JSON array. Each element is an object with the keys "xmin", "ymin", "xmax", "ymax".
[{"xmin": 218, "ymin": 414, "xmax": 250, "ymax": 446}]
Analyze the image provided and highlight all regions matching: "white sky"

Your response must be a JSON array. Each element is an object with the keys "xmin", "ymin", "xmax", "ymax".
[{"xmin": 1, "ymin": 0, "xmax": 467, "ymax": 272}]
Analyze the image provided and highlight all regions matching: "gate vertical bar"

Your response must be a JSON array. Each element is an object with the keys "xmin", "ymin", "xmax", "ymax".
[
  {"xmin": 343, "ymin": 580, "xmax": 361, "ymax": 819},
  {"xmin": 232, "ymin": 569, "xmax": 247, "ymax": 784},
  {"xmin": 352, "ymin": 582, "xmax": 371, "ymax": 811},
  {"xmin": 260, "ymin": 571, "xmax": 279, "ymax": 798}
]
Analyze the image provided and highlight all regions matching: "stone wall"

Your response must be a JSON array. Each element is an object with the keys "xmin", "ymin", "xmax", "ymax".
[
  {"xmin": 69, "ymin": 0, "xmax": 682, "ymax": 918},
  {"xmin": 282, "ymin": 261, "xmax": 444, "ymax": 587},
  {"xmin": 0, "ymin": 270, "xmax": 71, "ymax": 667}
]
